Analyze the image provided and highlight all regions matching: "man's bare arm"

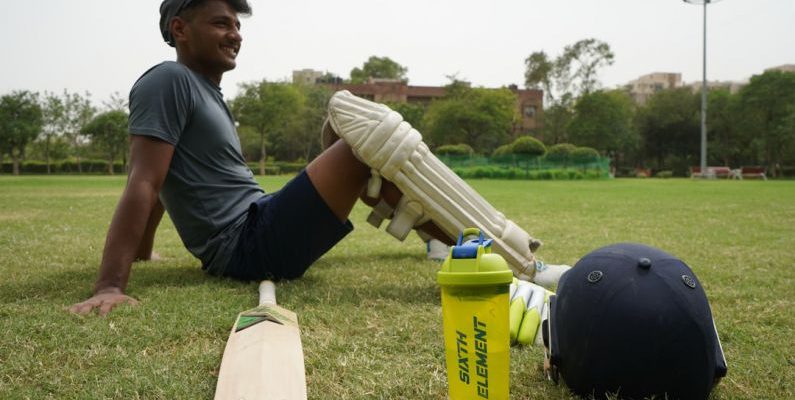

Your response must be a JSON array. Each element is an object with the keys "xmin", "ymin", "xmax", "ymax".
[
  {"xmin": 69, "ymin": 136, "xmax": 174, "ymax": 316},
  {"xmin": 135, "ymin": 199, "xmax": 165, "ymax": 261}
]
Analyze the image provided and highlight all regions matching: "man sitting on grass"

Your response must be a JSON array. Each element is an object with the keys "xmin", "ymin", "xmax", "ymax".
[{"xmin": 69, "ymin": 0, "xmax": 566, "ymax": 317}]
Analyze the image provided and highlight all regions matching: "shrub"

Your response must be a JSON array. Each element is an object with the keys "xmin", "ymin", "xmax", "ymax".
[
  {"xmin": 246, "ymin": 161, "xmax": 307, "ymax": 175},
  {"xmin": 553, "ymin": 169, "xmax": 571, "ymax": 180},
  {"xmin": 412, "ymin": 164, "xmax": 609, "ymax": 181},
  {"xmin": 435, "ymin": 143, "xmax": 475, "ymax": 156},
  {"xmin": 537, "ymin": 170, "xmax": 554, "ymax": 180},
  {"xmin": 656, "ymin": 170, "xmax": 673, "ymax": 179},
  {"xmin": 544, "ymin": 143, "xmax": 577, "ymax": 165},
  {"xmin": 571, "ymin": 147, "xmax": 600, "ymax": 164},
  {"xmin": 22, "ymin": 161, "xmax": 48, "ymax": 174},
  {"xmin": 511, "ymin": 136, "xmax": 546, "ymax": 157},
  {"xmin": 273, "ymin": 161, "xmax": 306, "ymax": 174},
  {"xmin": 1, "ymin": 160, "xmax": 156, "ymax": 175},
  {"xmin": 491, "ymin": 144, "xmax": 513, "ymax": 157},
  {"xmin": 80, "ymin": 159, "xmax": 110, "ymax": 173}
]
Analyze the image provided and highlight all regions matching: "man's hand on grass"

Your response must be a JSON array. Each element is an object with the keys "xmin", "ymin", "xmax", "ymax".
[{"xmin": 68, "ymin": 287, "xmax": 139, "ymax": 316}]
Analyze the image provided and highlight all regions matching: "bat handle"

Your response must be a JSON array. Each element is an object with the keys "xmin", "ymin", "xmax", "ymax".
[{"xmin": 259, "ymin": 280, "xmax": 277, "ymax": 306}]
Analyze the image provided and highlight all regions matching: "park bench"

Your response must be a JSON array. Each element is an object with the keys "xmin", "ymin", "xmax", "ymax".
[
  {"xmin": 690, "ymin": 166, "xmax": 732, "ymax": 179},
  {"xmin": 732, "ymin": 166, "xmax": 767, "ymax": 180}
]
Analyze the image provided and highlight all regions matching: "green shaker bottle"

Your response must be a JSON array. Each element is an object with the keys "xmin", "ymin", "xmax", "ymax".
[{"xmin": 437, "ymin": 228, "xmax": 513, "ymax": 399}]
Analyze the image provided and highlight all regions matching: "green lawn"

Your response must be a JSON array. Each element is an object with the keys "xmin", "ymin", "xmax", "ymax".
[{"xmin": 0, "ymin": 176, "xmax": 792, "ymax": 399}]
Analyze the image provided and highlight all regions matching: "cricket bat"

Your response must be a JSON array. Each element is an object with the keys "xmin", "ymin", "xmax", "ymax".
[{"xmin": 214, "ymin": 280, "xmax": 308, "ymax": 400}]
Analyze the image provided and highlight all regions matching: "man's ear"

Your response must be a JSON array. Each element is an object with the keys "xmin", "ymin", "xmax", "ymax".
[{"xmin": 170, "ymin": 16, "xmax": 189, "ymax": 45}]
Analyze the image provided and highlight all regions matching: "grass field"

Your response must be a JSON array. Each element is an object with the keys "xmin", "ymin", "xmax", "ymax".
[{"xmin": 0, "ymin": 175, "xmax": 793, "ymax": 399}]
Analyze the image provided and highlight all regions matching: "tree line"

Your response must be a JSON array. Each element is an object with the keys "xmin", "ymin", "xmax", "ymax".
[
  {"xmin": 0, "ymin": 90, "xmax": 131, "ymax": 175},
  {"xmin": 2, "ymin": 41, "xmax": 794, "ymax": 177},
  {"xmin": 562, "ymin": 70, "xmax": 795, "ymax": 177}
]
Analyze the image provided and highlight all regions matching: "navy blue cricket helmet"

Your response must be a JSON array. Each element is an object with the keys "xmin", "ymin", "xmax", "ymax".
[{"xmin": 542, "ymin": 243, "xmax": 727, "ymax": 400}]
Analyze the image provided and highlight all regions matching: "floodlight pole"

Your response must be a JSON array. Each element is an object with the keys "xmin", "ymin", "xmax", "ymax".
[
  {"xmin": 684, "ymin": 0, "xmax": 720, "ymax": 177},
  {"xmin": 700, "ymin": 1, "xmax": 707, "ymax": 175}
]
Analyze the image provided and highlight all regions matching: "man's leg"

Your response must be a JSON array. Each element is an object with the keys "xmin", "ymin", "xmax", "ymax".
[
  {"xmin": 322, "ymin": 90, "xmax": 560, "ymax": 282},
  {"xmin": 305, "ymin": 140, "xmax": 370, "ymax": 223},
  {"xmin": 306, "ymin": 139, "xmax": 453, "ymax": 243}
]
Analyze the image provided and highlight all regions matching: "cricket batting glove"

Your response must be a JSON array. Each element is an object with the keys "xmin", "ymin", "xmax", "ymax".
[{"xmin": 509, "ymin": 278, "xmax": 552, "ymax": 346}]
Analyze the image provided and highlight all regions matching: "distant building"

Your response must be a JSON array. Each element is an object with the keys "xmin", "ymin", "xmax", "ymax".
[
  {"xmin": 292, "ymin": 69, "xmax": 324, "ymax": 85},
  {"xmin": 625, "ymin": 72, "xmax": 682, "ymax": 105},
  {"xmin": 319, "ymin": 78, "xmax": 544, "ymax": 134},
  {"xmin": 765, "ymin": 64, "xmax": 795, "ymax": 73},
  {"xmin": 684, "ymin": 79, "xmax": 746, "ymax": 94}
]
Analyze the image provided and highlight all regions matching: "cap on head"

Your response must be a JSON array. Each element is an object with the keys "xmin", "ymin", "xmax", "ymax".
[
  {"xmin": 159, "ymin": 0, "xmax": 196, "ymax": 47},
  {"xmin": 547, "ymin": 243, "xmax": 727, "ymax": 399}
]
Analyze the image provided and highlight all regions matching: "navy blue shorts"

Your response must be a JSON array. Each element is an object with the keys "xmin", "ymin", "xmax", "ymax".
[{"xmin": 224, "ymin": 170, "xmax": 353, "ymax": 281}]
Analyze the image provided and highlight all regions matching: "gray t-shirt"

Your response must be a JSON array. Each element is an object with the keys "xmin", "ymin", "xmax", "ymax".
[{"xmin": 128, "ymin": 61, "xmax": 264, "ymax": 273}]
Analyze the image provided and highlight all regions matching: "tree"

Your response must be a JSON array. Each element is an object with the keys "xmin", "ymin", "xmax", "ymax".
[
  {"xmin": 277, "ymin": 84, "xmax": 331, "ymax": 162},
  {"xmin": 40, "ymin": 92, "xmax": 66, "ymax": 173},
  {"xmin": 524, "ymin": 39, "xmax": 614, "ymax": 145},
  {"xmin": 524, "ymin": 38, "xmax": 614, "ymax": 107},
  {"xmin": 635, "ymin": 88, "xmax": 700, "ymax": 173},
  {"xmin": 81, "ymin": 110, "xmax": 128, "ymax": 174},
  {"xmin": 35, "ymin": 90, "xmax": 94, "ymax": 174},
  {"xmin": 231, "ymin": 80, "xmax": 304, "ymax": 174},
  {"xmin": 316, "ymin": 72, "xmax": 343, "ymax": 84},
  {"xmin": 422, "ymin": 86, "xmax": 516, "ymax": 153},
  {"xmin": 0, "ymin": 114, "xmax": 8, "ymax": 172},
  {"xmin": 386, "ymin": 101, "xmax": 426, "ymax": 129},
  {"xmin": 568, "ymin": 89, "xmax": 637, "ymax": 168},
  {"xmin": 28, "ymin": 135, "xmax": 71, "ymax": 167},
  {"xmin": 706, "ymin": 88, "xmax": 743, "ymax": 167},
  {"xmin": 539, "ymin": 104, "xmax": 574, "ymax": 145},
  {"xmin": 737, "ymin": 70, "xmax": 795, "ymax": 176},
  {"xmin": 350, "ymin": 56, "xmax": 408, "ymax": 84},
  {"xmin": 62, "ymin": 91, "xmax": 96, "ymax": 173},
  {"xmin": 103, "ymin": 91, "xmax": 128, "ymax": 113},
  {"xmin": 775, "ymin": 105, "xmax": 795, "ymax": 168},
  {"xmin": 0, "ymin": 91, "xmax": 43, "ymax": 175}
]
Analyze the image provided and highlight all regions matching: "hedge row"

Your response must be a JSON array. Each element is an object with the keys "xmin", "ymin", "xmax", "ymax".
[
  {"xmin": 1, "ymin": 160, "xmax": 126, "ymax": 174},
  {"xmin": 246, "ymin": 162, "xmax": 307, "ymax": 175},
  {"xmin": 1, "ymin": 160, "xmax": 309, "ymax": 175},
  {"xmin": 452, "ymin": 166, "xmax": 609, "ymax": 180}
]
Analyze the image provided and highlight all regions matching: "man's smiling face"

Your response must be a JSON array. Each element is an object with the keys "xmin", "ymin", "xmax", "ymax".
[{"xmin": 174, "ymin": 0, "xmax": 242, "ymax": 84}]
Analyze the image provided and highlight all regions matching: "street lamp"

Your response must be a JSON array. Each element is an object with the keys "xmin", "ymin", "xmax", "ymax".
[{"xmin": 683, "ymin": 0, "xmax": 723, "ymax": 177}]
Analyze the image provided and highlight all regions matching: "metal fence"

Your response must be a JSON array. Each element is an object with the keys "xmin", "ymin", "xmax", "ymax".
[{"xmin": 437, "ymin": 155, "xmax": 612, "ymax": 180}]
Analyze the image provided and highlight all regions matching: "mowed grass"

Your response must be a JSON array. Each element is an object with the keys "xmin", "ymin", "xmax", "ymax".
[{"xmin": 0, "ymin": 175, "xmax": 793, "ymax": 399}]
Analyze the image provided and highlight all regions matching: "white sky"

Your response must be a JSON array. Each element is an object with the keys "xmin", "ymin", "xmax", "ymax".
[{"xmin": 1, "ymin": 0, "xmax": 793, "ymax": 105}]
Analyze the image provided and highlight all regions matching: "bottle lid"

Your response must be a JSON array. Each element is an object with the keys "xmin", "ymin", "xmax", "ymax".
[{"xmin": 437, "ymin": 228, "xmax": 514, "ymax": 286}]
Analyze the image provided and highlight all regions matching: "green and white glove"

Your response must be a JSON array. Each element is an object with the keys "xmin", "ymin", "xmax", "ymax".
[{"xmin": 509, "ymin": 278, "xmax": 553, "ymax": 346}]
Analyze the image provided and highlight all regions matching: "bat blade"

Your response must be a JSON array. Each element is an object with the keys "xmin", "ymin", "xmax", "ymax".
[{"xmin": 214, "ymin": 281, "xmax": 307, "ymax": 400}]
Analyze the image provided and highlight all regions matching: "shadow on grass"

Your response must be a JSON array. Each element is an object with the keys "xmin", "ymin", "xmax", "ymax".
[
  {"xmin": 288, "ymin": 262, "xmax": 441, "ymax": 308},
  {"xmin": 0, "ymin": 251, "xmax": 439, "ymax": 311},
  {"xmin": 0, "ymin": 261, "xmax": 216, "ymax": 304},
  {"xmin": 319, "ymin": 250, "xmax": 426, "ymax": 264}
]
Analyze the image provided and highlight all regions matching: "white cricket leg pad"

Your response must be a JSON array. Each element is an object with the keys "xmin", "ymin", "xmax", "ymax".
[{"xmin": 324, "ymin": 90, "xmax": 542, "ymax": 279}]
